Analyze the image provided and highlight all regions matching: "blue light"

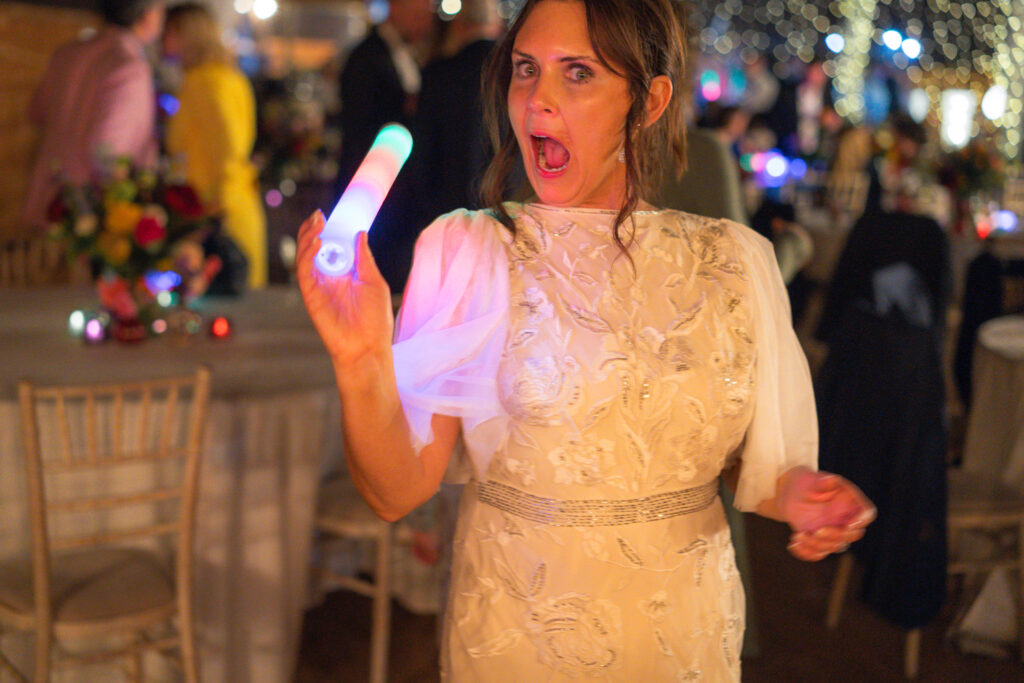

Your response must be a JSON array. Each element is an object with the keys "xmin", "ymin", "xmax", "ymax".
[
  {"xmin": 145, "ymin": 270, "xmax": 182, "ymax": 293},
  {"xmin": 901, "ymin": 38, "xmax": 922, "ymax": 60},
  {"xmin": 159, "ymin": 93, "xmax": 180, "ymax": 116},
  {"xmin": 765, "ymin": 154, "xmax": 788, "ymax": 179},
  {"xmin": 882, "ymin": 29, "xmax": 903, "ymax": 51},
  {"xmin": 995, "ymin": 210, "xmax": 1019, "ymax": 232},
  {"xmin": 789, "ymin": 158, "xmax": 808, "ymax": 179},
  {"xmin": 825, "ymin": 33, "xmax": 845, "ymax": 53}
]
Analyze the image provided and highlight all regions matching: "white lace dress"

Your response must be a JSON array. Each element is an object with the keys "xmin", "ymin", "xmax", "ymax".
[{"xmin": 392, "ymin": 203, "xmax": 817, "ymax": 681}]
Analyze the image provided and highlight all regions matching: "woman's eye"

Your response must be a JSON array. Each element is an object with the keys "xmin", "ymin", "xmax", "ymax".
[
  {"xmin": 513, "ymin": 61, "xmax": 537, "ymax": 78},
  {"xmin": 568, "ymin": 65, "xmax": 594, "ymax": 83}
]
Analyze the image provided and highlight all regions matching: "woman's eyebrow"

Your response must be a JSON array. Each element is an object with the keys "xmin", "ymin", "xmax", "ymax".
[{"xmin": 511, "ymin": 48, "xmax": 598, "ymax": 63}]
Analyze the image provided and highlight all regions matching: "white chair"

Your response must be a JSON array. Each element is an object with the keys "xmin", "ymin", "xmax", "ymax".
[
  {"xmin": 0, "ymin": 368, "xmax": 211, "ymax": 682},
  {"xmin": 314, "ymin": 476, "xmax": 396, "ymax": 683}
]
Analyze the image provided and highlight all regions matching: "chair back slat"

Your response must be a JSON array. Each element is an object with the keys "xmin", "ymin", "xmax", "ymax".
[
  {"xmin": 18, "ymin": 368, "xmax": 211, "ymax": 560},
  {"xmin": 50, "ymin": 522, "xmax": 183, "ymax": 552},
  {"xmin": 56, "ymin": 394, "xmax": 72, "ymax": 464},
  {"xmin": 46, "ymin": 449, "xmax": 191, "ymax": 471},
  {"xmin": 85, "ymin": 393, "xmax": 97, "ymax": 463},
  {"xmin": 158, "ymin": 383, "xmax": 180, "ymax": 457},
  {"xmin": 139, "ymin": 387, "xmax": 152, "ymax": 454},
  {"xmin": 113, "ymin": 388, "xmax": 124, "ymax": 459},
  {"xmin": 50, "ymin": 486, "xmax": 183, "ymax": 513}
]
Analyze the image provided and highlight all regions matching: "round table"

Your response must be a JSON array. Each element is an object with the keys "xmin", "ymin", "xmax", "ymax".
[
  {"xmin": 962, "ymin": 315, "xmax": 1024, "ymax": 487},
  {"xmin": 0, "ymin": 286, "xmax": 341, "ymax": 682}
]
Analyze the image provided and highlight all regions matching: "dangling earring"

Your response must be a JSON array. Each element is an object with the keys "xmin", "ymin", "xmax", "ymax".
[{"xmin": 618, "ymin": 146, "xmax": 626, "ymax": 163}]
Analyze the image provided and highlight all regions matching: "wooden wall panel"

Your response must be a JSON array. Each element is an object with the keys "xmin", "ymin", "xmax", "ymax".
[{"xmin": 0, "ymin": 2, "xmax": 98, "ymax": 239}]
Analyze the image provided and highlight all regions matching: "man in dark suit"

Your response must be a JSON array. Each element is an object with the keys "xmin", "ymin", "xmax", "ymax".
[
  {"xmin": 412, "ymin": 0, "xmax": 503, "ymax": 226},
  {"xmin": 337, "ymin": 0, "xmax": 433, "ymax": 292}
]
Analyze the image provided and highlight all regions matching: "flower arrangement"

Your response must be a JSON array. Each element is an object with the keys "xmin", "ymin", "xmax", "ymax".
[{"xmin": 47, "ymin": 158, "xmax": 222, "ymax": 339}]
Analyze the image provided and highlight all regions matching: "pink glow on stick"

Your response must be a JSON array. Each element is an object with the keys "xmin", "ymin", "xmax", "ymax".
[{"xmin": 316, "ymin": 123, "xmax": 413, "ymax": 276}]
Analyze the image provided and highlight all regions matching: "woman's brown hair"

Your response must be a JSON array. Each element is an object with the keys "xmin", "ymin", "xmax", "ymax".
[{"xmin": 480, "ymin": 0, "xmax": 689, "ymax": 249}]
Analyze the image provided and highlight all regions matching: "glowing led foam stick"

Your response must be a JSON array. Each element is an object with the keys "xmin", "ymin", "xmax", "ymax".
[{"xmin": 316, "ymin": 123, "xmax": 414, "ymax": 276}]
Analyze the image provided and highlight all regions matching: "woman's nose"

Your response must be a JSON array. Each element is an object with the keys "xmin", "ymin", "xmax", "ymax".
[{"xmin": 528, "ymin": 74, "xmax": 557, "ymax": 114}]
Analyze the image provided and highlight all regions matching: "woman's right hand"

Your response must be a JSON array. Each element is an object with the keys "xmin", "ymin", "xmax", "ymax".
[{"xmin": 296, "ymin": 211, "xmax": 394, "ymax": 366}]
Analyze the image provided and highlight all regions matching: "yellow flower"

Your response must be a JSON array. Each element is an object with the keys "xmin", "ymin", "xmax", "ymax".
[
  {"xmin": 104, "ymin": 200, "xmax": 143, "ymax": 236},
  {"xmin": 98, "ymin": 234, "xmax": 132, "ymax": 266}
]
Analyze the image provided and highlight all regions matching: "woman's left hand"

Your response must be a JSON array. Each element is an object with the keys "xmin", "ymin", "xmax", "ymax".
[{"xmin": 777, "ymin": 467, "xmax": 876, "ymax": 562}]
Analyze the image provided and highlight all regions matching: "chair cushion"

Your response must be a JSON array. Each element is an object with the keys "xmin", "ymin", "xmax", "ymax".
[{"xmin": 0, "ymin": 547, "xmax": 174, "ymax": 625}]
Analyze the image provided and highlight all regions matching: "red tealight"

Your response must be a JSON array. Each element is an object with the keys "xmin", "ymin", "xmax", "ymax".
[{"xmin": 210, "ymin": 316, "xmax": 231, "ymax": 339}]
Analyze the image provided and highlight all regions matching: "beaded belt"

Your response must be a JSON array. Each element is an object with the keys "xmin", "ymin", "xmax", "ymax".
[{"xmin": 476, "ymin": 479, "xmax": 719, "ymax": 527}]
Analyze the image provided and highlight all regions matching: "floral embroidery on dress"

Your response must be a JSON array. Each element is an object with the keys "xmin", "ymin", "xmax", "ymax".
[
  {"xmin": 548, "ymin": 436, "xmax": 617, "ymax": 486},
  {"xmin": 525, "ymin": 594, "xmax": 623, "ymax": 675}
]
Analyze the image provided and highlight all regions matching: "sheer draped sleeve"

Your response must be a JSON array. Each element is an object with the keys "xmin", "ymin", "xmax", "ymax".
[
  {"xmin": 724, "ymin": 221, "xmax": 819, "ymax": 511},
  {"xmin": 392, "ymin": 209, "xmax": 510, "ymax": 480}
]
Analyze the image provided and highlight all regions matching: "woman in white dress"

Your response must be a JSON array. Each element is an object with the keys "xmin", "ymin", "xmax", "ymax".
[{"xmin": 298, "ymin": 0, "xmax": 875, "ymax": 679}]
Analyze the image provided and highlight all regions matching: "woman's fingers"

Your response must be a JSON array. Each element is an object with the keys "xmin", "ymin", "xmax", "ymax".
[
  {"xmin": 353, "ymin": 230, "xmax": 384, "ymax": 286},
  {"xmin": 788, "ymin": 520, "xmax": 868, "ymax": 561}
]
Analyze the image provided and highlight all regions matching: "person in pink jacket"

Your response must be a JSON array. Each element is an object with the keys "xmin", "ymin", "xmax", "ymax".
[{"xmin": 21, "ymin": 0, "xmax": 166, "ymax": 231}]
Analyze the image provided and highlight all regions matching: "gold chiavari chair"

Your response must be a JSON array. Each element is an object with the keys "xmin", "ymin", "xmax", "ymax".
[{"xmin": 0, "ymin": 368, "xmax": 211, "ymax": 682}]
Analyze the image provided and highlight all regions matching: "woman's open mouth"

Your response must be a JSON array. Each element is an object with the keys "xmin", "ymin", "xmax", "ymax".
[{"xmin": 532, "ymin": 135, "xmax": 570, "ymax": 174}]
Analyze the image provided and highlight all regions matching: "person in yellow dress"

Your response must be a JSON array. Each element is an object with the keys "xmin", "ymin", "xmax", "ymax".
[{"xmin": 163, "ymin": 2, "xmax": 267, "ymax": 289}]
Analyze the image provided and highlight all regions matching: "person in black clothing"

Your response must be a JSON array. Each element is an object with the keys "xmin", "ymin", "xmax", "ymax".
[
  {"xmin": 412, "ymin": 0, "xmax": 503, "ymax": 225},
  {"xmin": 337, "ymin": 0, "xmax": 433, "ymax": 292}
]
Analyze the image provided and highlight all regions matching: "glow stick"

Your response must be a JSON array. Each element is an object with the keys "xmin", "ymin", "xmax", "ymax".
[{"xmin": 316, "ymin": 123, "xmax": 414, "ymax": 276}]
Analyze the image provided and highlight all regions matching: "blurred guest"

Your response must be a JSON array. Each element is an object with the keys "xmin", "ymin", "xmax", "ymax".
[
  {"xmin": 741, "ymin": 54, "xmax": 779, "ymax": 116},
  {"xmin": 412, "ymin": 0, "xmax": 503, "ymax": 224},
  {"xmin": 337, "ymin": 0, "xmax": 434, "ymax": 292},
  {"xmin": 699, "ymin": 103, "xmax": 750, "ymax": 157},
  {"xmin": 769, "ymin": 59, "xmax": 832, "ymax": 157},
  {"xmin": 657, "ymin": 126, "xmax": 747, "ymax": 225},
  {"xmin": 22, "ymin": 0, "xmax": 165, "ymax": 232},
  {"xmin": 872, "ymin": 115, "xmax": 953, "ymax": 229},
  {"xmin": 163, "ymin": 2, "xmax": 267, "ymax": 289},
  {"xmin": 795, "ymin": 60, "xmax": 832, "ymax": 156}
]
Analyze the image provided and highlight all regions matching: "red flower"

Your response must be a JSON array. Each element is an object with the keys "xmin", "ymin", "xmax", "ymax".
[
  {"xmin": 46, "ymin": 195, "xmax": 68, "ymax": 222},
  {"xmin": 162, "ymin": 184, "xmax": 205, "ymax": 218},
  {"xmin": 134, "ymin": 215, "xmax": 166, "ymax": 248}
]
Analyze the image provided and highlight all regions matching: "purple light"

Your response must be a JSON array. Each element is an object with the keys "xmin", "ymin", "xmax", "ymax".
[
  {"xmin": 789, "ymin": 158, "xmax": 808, "ymax": 179},
  {"xmin": 84, "ymin": 318, "xmax": 105, "ymax": 343},
  {"xmin": 265, "ymin": 189, "xmax": 283, "ymax": 208},
  {"xmin": 159, "ymin": 93, "xmax": 180, "ymax": 116},
  {"xmin": 144, "ymin": 270, "xmax": 182, "ymax": 293}
]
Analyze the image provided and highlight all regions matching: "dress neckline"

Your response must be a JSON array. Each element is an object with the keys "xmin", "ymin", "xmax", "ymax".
[{"xmin": 523, "ymin": 202, "xmax": 665, "ymax": 217}]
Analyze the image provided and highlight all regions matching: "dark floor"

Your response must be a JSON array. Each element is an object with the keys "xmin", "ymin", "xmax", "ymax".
[{"xmin": 293, "ymin": 512, "xmax": 1024, "ymax": 682}]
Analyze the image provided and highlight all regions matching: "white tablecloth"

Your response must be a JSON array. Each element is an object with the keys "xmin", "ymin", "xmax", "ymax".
[
  {"xmin": 0, "ymin": 286, "xmax": 343, "ymax": 682},
  {"xmin": 962, "ymin": 315, "xmax": 1024, "ymax": 487}
]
